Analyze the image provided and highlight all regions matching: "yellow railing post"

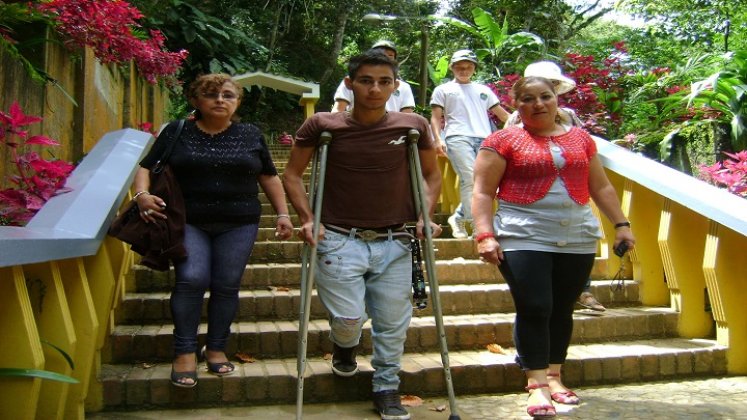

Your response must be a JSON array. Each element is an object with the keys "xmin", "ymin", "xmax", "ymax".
[
  {"xmin": 22, "ymin": 262, "xmax": 77, "ymax": 420},
  {"xmin": 703, "ymin": 223, "xmax": 747, "ymax": 373},
  {"xmin": 0, "ymin": 266, "xmax": 45, "ymax": 420},
  {"xmin": 58, "ymin": 258, "xmax": 100, "ymax": 420},
  {"xmin": 658, "ymin": 200, "xmax": 713, "ymax": 337},
  {"xmin": 81, "ymin": 245, "xmax": 119, "ymax": 411}
]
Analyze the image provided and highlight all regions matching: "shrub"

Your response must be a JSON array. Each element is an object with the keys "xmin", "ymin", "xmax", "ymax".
[{"xmin": 0, "ymin": 102, "xmax": 74, "ymax": 225}]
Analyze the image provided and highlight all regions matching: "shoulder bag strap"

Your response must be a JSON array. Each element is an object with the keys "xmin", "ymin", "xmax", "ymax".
[{"xmin": 152, "ymin": 119, "xmax": 186, "ymax": 173}]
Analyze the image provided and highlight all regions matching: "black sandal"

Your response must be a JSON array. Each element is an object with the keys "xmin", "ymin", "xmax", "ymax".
[
  {"xmin": 170, "ymin": 367, "xmax": 198, "ymax": 388},
  {"xmin": 201, "ymin": 345, "xmax": 236, "ymax": 376}
]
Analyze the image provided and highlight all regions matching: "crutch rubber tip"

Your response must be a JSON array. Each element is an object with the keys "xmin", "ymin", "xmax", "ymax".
[{"xmin": 448, "ymin": 415, "xmax": 461, "ymax": 420}]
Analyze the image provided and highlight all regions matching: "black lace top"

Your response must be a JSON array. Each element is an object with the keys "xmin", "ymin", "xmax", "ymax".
[{"xmin": 140, "ymin": 120, "xmax": 277, "ymax": 226}]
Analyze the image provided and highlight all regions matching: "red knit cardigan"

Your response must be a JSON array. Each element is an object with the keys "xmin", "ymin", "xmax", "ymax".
[{"xmin": 481, "ymin": 126, "xmax": 597, "ymax": 205}]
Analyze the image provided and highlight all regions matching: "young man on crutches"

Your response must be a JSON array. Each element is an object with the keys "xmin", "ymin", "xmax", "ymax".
[{"xmin": 283, "ymin": 50, "xmax": 442, "ymax": 420}]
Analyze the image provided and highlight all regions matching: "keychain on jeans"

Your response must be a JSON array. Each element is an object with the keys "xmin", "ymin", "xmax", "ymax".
[
  {"xmin": 407, "ymin": 227, "xmax": 428, "ymax": 309},
  {"xmin": 611, "ymin": 241, "xmax": 629, "ymax": 292}
]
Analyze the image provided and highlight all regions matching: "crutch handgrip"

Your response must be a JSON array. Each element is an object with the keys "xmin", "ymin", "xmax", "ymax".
[
  {"xmin": 407, "ymin": 128, "xmax": 420, "ymax": 144},
  {"xmin": 320, "ymin": 131, "xmax": 332, "ymax": 145}
]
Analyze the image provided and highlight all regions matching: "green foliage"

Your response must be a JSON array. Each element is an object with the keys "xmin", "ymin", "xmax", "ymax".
[
  {"xmin": 428, "ymin": 55, "xmax": 451, "ymax": 85},
  {"xmin": 447, "ymin": 0, "xmax": 582, "ymax": 52},
  {"xmin": 0, "ymin": 4, "xmax": 50, "ymax": 84},
  {"xmin": 0, "ymin": 3, "xmax": 75, "ymax": 101},
  {"xmin": 0, "ymin": 337, "xmax": 78, "ymax": 384},
  {"xmin": 0, "ymin": 368, "xmax": 78, "ymax": 383},
  {"xmin": 131, "ymin": 0, "xmax": 267, "ymax": 85},
  {"xmin": 687, "ymin": 50, "xmax": 747, "ymax": 151},
  {"xmin": 618, "ymin": 0, "xmax": 746, "ymax": 52},
  {"xmin": 436, "ymin": 7, "xmax": 544, "ymax": 78}
]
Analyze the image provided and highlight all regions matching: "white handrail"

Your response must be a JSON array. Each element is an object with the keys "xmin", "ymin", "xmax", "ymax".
[
  {"xmin": 0, "ymin": 128, "xmax": 153, "ymax": 267},
  {"xmin": 593, "ymin": 136, "xmax": 747, "ymax": 237}
]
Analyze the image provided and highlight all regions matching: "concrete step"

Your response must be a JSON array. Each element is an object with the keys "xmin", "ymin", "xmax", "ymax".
[
  {"xmin": 131, "ymin": 255, "xmax": 614, "ymax": 293},
  {"xmin": 131, "ymin": 258, "xmax": 502, "ymax": 292},
  {"xmin": 109, "ymin": 305, "xmax": 670, "ymax": 363},
  {"xmin": 100, "ymin": 337, "xmax": 726, "ymax": 410},
  {"xmin": 117, "ymin": 280, "xmax": 641, "ymax": 326}
]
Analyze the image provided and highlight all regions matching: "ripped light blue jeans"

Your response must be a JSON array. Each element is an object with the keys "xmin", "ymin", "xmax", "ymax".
[
  {"xmin": 444, "ymin": 135, "xmax": 485, "ymax": 222},
  {"xmin": 314, "ymin": 229, "xmax": 412, "ymax": 392}
]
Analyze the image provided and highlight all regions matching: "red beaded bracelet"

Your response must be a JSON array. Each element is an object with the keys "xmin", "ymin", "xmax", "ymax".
[{"xmin": 474, "ymin": 232, "xmax": 495, "ymax": 243}]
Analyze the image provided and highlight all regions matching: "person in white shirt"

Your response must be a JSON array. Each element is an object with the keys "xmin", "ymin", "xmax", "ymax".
[
  {"xmin": 430, "ymin": 49, "xmax": 509, "ymax": 238},
  {"xmin": 331, "ymin": 40, "xmax": 416, "ymax": 113}
]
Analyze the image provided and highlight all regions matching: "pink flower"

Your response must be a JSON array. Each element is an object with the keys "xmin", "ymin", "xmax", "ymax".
[
  {"xmin": 1, "ymin": 102, "xmax": 75, "ymax": 226},
  {"xmin": 35, "ymin": 0, "xmax": 187, "ymax": 84}
]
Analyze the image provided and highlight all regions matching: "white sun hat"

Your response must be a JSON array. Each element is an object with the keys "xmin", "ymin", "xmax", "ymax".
[
  {"xmin": 450, "ymin": 49, "xmax": 478, "ymax": 65},
  {"xmin": 523, "ymin": 61, "xmax": 576, "ymax": 95}
]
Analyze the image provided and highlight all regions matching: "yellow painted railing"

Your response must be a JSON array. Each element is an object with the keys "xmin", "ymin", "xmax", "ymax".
[{"xmin": 0, "ymin": 129, "xmax": 152, "ymax": 419}]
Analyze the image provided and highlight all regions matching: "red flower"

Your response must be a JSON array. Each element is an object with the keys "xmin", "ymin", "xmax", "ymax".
[
  {"xmin": 35, "ymin": 0, "xmax": 188, "ymax": 84},
  {"xmin": 1, "ymin": 102, "xmax": 75, "ymax": 226}
]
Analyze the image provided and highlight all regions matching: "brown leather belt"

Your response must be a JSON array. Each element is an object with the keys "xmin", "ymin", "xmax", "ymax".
[{"xmin": 324, "ymin": 224, "xmax": 413, "ymax": 242}]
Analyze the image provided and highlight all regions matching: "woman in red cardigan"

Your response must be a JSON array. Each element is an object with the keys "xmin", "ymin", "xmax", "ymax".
[{"xmin": 471, "ymin": 76, "xmax": 635, "ymax": 418}]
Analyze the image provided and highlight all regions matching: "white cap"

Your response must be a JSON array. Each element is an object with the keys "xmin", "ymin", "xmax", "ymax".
[
  {"xmin": 450, "ymin": 49, "xmax": 478, "ymax": 65},
  {"xmin": 523, "ymin": 61, "xmax": 576, "ymax": 94},
  {"xmin": 371, "ymin": 40, "xmax": 397, "ymax": 56}
]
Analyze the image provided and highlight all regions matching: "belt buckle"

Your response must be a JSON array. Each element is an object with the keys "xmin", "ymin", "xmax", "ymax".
[{"xmin": 359, "ymin": 229, "xmax": 380, "ymax": 241}]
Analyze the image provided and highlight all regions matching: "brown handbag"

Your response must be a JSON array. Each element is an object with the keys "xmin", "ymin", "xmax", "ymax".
[{"xmin": 108, "ymin": 120, "xmax": 187, "ymax": 270}]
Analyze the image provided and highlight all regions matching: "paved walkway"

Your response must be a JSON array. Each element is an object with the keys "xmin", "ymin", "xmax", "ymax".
[{"xmin": 88, "ymin": 376, "xmax": 747, "ymax": 419}]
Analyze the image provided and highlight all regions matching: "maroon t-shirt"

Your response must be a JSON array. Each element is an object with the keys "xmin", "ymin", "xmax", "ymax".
[{"xmin": 294, "ymin": 112, "xmax": 434, "ymax": 228}]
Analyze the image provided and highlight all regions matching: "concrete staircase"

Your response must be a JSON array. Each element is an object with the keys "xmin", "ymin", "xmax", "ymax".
[{"xmin": 99, "ymin": 145, "xmax": 726, "ymax": 410}]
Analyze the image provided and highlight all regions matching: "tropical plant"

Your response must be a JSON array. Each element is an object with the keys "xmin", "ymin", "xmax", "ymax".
[
  {"xmin": 618, "ymin": 0, "xmax": 746, "ymax": 53},
  {"xmin": 698, "ymin": 150, "xmax": 747, "ymax": 197},
  {"xmin": 686, "ymin": 50, "xmax": 747, "ymax": 151},
  {"xmin": 0, "ymin": 339, "xmax": 78, "ymax": 384},
  {"xmin": 0, "ymin": 101, "xmax": 74, "ymax": 226},
  {"xmin": 486, "ymin": 45, "xmax": 628, "ymax": 137},
  {"xmin": 437, "ymin": 7, "xmax": 544, "ymax": 77},
  {"xmin": 0, "ymin": 3, "xmax": 52, "ymax": 84},
  {"xmin": 131, "ymin": 0, "xmax": 265, "ymax": 85}
]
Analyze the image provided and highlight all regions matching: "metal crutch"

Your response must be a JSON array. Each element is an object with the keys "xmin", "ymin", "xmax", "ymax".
[
  {"xmin": 296, "ymin": 131, "xmax": 332, "ymax": 420},
  {"xmin": 407, "ymin": 128, "xmax": 461, "ymax": 420}
]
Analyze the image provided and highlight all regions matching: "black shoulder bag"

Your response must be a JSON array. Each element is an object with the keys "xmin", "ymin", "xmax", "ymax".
[{"xmin": 108, "ymin": 120, "xmax": 187, "ymax": 270}]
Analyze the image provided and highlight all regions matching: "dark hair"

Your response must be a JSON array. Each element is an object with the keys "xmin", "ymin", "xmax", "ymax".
[
  {"xmin": 187, "ymin": 73, "xmax": 243, "ymax": 121},
  {"xmin": 347, "ymin": 49, "xmax": 399, "ymax": 80},
  {"xmin": 510, "ymin": 76, "xmax": 556, "ymax": 100}
]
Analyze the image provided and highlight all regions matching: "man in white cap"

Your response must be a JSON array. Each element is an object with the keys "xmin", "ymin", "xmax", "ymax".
[
  {"xmin": 504, "ymin": 60, "xmax": 607, "ymax": 312},
  {"xmin": 430, "ymin": 49, "xmax": 509, "ymax": 238},
  {"xmin": 331, "ymin": 40, "xmax": 416, "ymax": 113}
]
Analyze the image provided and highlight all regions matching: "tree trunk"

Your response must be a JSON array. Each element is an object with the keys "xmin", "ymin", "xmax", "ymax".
[
  {"xmin": 713, "ymin": 121, "xmax": 733, "ymax": 160},
  {"xmin": 319, "ymin": 5, "xmax": 352, "ymax": 86},
  {"xmin": 264, "ymin": 2, "xmax": 283, "ymax": 72}
]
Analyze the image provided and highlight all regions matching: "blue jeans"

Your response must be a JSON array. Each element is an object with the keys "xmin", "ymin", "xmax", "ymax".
[
  {"xmin": 444, "ymin": 135, "xmax": 485, "ymax": 222},
  {"xmin": 314, "ymin": 229, "xmax": 413, "ymax": 392},
  {"xmin": 171, "ymin": 223, "xmax": 259, "ymax": 356}
]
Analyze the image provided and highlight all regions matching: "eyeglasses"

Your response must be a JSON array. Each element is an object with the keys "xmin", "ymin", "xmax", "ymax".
[{"xmin": 200, "ymin": 92, "xmax": 239, "ymax": 101}]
